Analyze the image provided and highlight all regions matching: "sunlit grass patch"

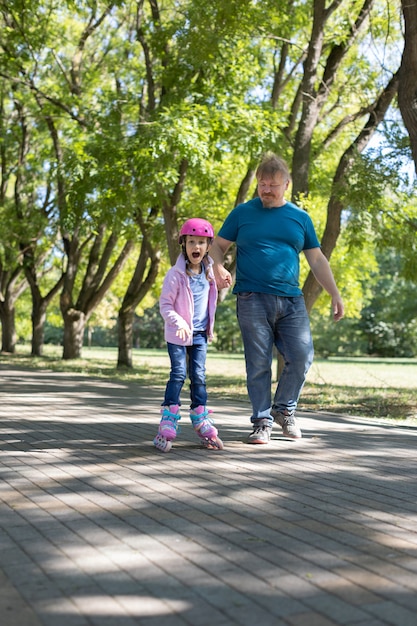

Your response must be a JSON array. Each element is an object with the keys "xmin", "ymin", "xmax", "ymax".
[{"xmin": 301, "ymin": 383, "xmax": 417, "ymax": 424}]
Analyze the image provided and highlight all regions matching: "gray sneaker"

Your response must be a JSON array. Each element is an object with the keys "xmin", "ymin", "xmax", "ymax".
[
  {"xmin": 271, "ymin": 409, "xmax": 302, "ymax": 439},
  {"xmin": 247, "ymin": 418, "xmax": 272, "ymax": 444}
]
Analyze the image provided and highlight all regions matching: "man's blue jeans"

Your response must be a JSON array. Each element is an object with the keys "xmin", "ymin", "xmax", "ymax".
[
  {"xmin": 237, "ymin": 292, "xmax": 314, "ymax": 423},
  {"xmin": 162, "ymin": 333, "xmax": 208, "ymax": 409}
]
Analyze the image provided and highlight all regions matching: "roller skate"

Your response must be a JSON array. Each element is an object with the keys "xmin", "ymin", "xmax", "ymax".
[
  {"xmin": 190, "ymin": 406, "xmax": 224, "ymax": 450},
  {"xmin": 153, "ymin": 405, "xmax": 181, "ymax": 453}
]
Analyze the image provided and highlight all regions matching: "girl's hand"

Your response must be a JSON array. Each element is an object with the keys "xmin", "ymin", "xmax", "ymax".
[{"xmin": 176, "ymin": 327, "xmax": 191, "ymax": 341}]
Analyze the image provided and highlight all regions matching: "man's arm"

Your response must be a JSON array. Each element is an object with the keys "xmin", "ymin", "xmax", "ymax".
[
  {"xmin": 210, "ymin": 236, "xmax": 233, "ymax": 289},
  {"xmin": 303, "ymin": 247, "xmax": 344, "ymax": 321}
]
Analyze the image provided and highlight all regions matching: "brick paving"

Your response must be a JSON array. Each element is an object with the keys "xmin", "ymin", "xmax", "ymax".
[{"xmin": 0, "ymin": 365, "xmax": 417, "ymax": 625}]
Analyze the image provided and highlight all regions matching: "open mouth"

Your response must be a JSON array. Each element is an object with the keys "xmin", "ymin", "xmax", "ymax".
[{"xmin": 192, "ymin": 252, "xmax": 200, "ymax": 259}]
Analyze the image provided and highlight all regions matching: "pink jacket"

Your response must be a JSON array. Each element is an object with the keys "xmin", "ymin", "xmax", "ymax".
[{"xmin": 159, "ymin": 254, "xmax": 218, "ymax": 346}]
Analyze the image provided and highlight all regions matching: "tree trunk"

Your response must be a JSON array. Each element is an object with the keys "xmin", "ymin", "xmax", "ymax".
[
  {"xmin": 117, "ymin": 244, "xmax": 160, "ymax": 369},
  {"xmin": 0, "ymin": 306, "xmax": 17, "ymax": 353},
  {"xmin": 23, "ymin": 249, "xmax": 65, "ymax": 357},
  {"xmin": 0, "ymin": 268, "xmax": 27, "ymax": 354},
  {"xmin": 399, "ymin": 0, "xmax": 417, "ymax": 173},
  {"xmin": 292, "ymin": 0, "xmax": 375, "ymax": 200},
  {"xmin": 163, "ymin": 159, "xmax": 189, "ymax": 265},
  {"xmin": 62, "ymin": 308, "xmax": 86, "ymax": 359},
  {"xmin": 117, "ymin": 308, "xmax": 134, "ymax": 368},
  {"xmin": 291, "ymin": 0, "xmax": 327, "ymax": 200},
  {"xmin": 31, "ymin": 303, "xmax": 47, "ymax": 357}
]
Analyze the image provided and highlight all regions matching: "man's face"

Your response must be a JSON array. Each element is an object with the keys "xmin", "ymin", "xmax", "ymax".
[{"xmin": 257, "ymin": 171, "xmax": 289, "ymax": 208}]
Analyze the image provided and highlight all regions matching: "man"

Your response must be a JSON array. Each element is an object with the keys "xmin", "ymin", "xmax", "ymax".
[{"xmin": 210, "ymin": 153, "xmax": 344, "ymax": 444}]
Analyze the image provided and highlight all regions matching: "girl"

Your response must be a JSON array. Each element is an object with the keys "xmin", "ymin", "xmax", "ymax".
[{"xmin": 154, "ymin": 218, "xmax": 223, "ymax": 452}]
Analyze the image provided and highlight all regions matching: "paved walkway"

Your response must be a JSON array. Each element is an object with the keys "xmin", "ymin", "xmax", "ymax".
[{"xmin": 1, "ymin": 365, "xmax": 417, "ymax": 626}]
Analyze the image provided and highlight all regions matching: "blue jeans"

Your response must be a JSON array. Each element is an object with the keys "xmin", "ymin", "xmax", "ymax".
[
  {"xmin": 162, "ymin": 333, "xmax": 208, "ymax": 409},
  {"xmin": 237, "ymin": 292, "xmax": 314, "ymax": 423}
]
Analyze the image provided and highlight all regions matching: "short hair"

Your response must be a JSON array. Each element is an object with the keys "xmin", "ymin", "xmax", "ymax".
[{"xmin": 256, "ymin": 152, "xmax": 291, "ymax": 181}]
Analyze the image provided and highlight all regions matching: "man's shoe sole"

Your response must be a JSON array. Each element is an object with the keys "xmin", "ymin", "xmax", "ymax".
[{"xmin": 246, "ymin": 436, "xmax": 270, "ymax": 445}]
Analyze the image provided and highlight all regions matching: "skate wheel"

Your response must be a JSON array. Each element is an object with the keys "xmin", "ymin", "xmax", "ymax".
[
  {"xmin": 201, "ymin": 436, "xmax": 224, "ymax": 450},
  {"xmin": 153, "ymin": 434, "xmax": 172, "ymax": 453}
]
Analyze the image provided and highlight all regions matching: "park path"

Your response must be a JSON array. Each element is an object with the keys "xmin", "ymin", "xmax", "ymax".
[{"xmin": 1, "ymin": 364, "xmax": 417, "ymax": 625}]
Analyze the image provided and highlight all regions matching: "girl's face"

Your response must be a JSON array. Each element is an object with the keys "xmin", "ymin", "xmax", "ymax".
[{"xmin": 185, "ymin": 236, "xmax": 210, "ymax": 265}]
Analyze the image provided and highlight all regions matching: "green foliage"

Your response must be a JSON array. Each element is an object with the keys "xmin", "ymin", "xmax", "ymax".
[
  {"xmin": 43, "ymin": 322, "xmax": 64, "ymax": 345},
  {"xmin": 134, "ymin": 305, "xmax": 165, "ymax": 349},
  {"xmin": 357, "ymin": 249, "xmax": 417, "ymax": 357},
  {"xmin": 1, "ymin": 0, "xmax": 416, "ymax": 361},
  {"xmin": 311, "ymin": 248, "xmax": 417, "ymax": 358}
]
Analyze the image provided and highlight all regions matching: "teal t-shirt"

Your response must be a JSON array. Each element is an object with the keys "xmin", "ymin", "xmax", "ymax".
[{"xmin": 218, "ymin": 197, "xmax": 320, "ymax": 297}]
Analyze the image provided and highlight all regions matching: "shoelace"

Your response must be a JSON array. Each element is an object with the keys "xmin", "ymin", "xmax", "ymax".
[
  {"xmin": 162, "ymin": 414, "xmax": 180, "ymax": 423},
  {"xmin": 254, "ymin": 424, "xmax": 270, "ymax": 434},
  {"xmin": 192, "ymin": 415, "xmax": 214, "ymax": 431},
  {"xmin": 161, "ymin": 410, "xmax": 181, "ymax": 423}
]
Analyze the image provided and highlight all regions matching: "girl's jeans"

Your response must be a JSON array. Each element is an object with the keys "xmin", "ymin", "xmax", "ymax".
[
  {"xmin": 162, "ymin": 332, "xmax": 208, "ymax": 410},
  {"xmin": 237, "ymin": 292, "xmax": 314, "ymax": 423}
]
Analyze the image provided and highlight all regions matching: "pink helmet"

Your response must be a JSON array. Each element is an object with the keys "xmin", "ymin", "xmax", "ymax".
[{"xmin": 178, "ymin": 218, "xmax": 214, "ymax": 243}]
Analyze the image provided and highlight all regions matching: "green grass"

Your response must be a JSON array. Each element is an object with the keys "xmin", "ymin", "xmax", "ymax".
[{"xmin": 2, "ymin": 345, "xmax": 417, "ymax": 424}]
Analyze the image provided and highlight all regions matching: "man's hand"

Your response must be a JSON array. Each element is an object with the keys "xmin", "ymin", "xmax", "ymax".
[
  {"xmin": 210, "ymin": 236, "xmax": 233, "ymax": 289},
  {"xmin": 214, "ymin": 265, "xmax": 233, "ymax": 290},
  {"xmin": 332, "ymin": 295, "xmax": 344, "ymax": 322}
]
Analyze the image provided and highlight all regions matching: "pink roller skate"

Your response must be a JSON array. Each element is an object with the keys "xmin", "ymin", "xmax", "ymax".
[
  {"xmin": 190, "ymin": 406, "xmax": 224, "ymax": 450},
  {"xmin": 153, "ymin": 405, "xmax": 181, "ymax": 453}
]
